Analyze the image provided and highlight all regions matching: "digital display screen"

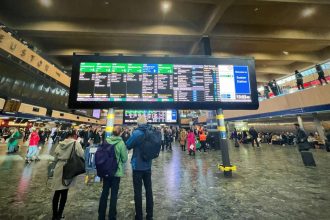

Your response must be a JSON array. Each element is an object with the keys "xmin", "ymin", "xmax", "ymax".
[
  {"xmin": 124, "ymin": 110, "xmax": 177, "ymax": 124},
  {"xmin": 92, "ymin": 109, "xmax": 101, "ymax": 119},
  {"xmin": 69, "ymin": 56, "xmax": 258, "ymax": 110}
]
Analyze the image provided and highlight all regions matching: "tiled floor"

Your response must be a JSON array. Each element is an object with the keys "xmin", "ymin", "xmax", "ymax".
[{"xmin": 0, "ymin": 140, "xmax": 329, "ymax": 220}]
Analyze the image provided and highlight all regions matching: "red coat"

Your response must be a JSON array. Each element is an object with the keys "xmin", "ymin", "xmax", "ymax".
[
  {"xmin": 187, "ymin": 132, "xmax": 196, "ymax": 152},
  {"xmin": 29, "ymin": 131, "xmax": 40, "ymax": 146}
]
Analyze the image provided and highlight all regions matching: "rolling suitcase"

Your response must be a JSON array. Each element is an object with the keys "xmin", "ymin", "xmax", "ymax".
[{"xmin": 300, "ymin": 151, "xmax": 316, "ymax": 167}]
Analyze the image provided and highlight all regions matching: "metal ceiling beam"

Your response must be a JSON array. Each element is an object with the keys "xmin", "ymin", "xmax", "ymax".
[{"xmin": 189, "ymin": 0, "xmax": 235, "ymax": 55}]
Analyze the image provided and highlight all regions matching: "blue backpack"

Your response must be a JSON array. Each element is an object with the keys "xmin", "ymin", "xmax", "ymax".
[{"xmin": 95, "ymin": 142, "xmax": 118, "ymax": 178}]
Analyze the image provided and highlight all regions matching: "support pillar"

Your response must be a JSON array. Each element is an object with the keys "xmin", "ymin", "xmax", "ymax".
[
  {"xmin": 106, "ymin": 108, "xmax": 115, "ymax": 138},
  {"xmin": 313, "ymin": 113, "xmax": 326, "ymax": 142},
  {"xmin": 297, "ymin": 115, "xmax": 304, "ymax": 130},
  {"xmin": 216, "ymin": 109, "xmax": 236, "ymax": 177}
]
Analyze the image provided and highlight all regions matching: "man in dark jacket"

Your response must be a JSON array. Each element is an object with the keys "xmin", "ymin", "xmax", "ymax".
[
  {"xmin": 315, "ymin": 64, "xmax": 328, "ymax": 85},
  {"xmin": 249, "ymin": 126, "xmax": 260, "ymax": 147},
  {"xmin": 294, "ymin": 123, "xmax": 309, "ymax": 151},
  {"xmin": 126, "ymin": 116, "xmax": 153, "ymax": 220},
  {"xmin": 295, "ymin": 70, "xmax": 304, "ymax": 90}
]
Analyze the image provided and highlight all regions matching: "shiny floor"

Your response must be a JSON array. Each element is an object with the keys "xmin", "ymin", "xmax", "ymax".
[{"xmin": 0, "ymin": 140, "xmax": 329, "ymax": 220}]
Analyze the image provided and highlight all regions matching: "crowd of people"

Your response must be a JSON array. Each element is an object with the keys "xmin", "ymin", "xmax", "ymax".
[{"xmin": 231, "ymin": 126, "xmax": 330, "ymax": 150}]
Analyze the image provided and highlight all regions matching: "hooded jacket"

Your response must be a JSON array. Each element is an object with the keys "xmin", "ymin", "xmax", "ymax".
[
  {"xmin": 52, "ymin": 139, "xmax": 84, "ymax": 191},
  {"xmin": 126, "ymin": 124, "xmax": 152, "ymax": 171},
  {"xmin": 105, "ymin": 135, "xmax": 128, "ymax": 177}
]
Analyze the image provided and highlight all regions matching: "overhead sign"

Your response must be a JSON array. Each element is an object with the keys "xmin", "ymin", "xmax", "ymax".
[
  {"xmin": 0, "ymin": 29, "xmax": 70, "ymax": 87},
  {"xmin": 124, "ymin": 109, "xmax": 177, "ymax": 124},
  {"xmin": 69, "ymin": 55, "xmax": 258, "ymax": 110}
]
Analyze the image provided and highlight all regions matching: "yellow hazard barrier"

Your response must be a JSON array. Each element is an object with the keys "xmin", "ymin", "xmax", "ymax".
[{"xmin": 218, "ymin": 164, "xmax": 237, "ymax": 172}]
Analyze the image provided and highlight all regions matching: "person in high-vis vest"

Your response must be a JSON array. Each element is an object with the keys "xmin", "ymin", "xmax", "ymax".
[{"xmin": 199, "ymin": 132, "xmax": 207, "ymax": 152}]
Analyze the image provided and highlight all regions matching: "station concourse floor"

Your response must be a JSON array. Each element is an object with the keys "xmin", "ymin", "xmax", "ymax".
[{"xmin": 0, "ymin": 140, "xmax": 329, "ymax": 220}]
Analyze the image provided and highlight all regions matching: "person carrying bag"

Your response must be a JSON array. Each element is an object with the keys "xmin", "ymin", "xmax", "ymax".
[{"xmin": 51, "ymin": 130, "xmax": 84, "ymax": 220}]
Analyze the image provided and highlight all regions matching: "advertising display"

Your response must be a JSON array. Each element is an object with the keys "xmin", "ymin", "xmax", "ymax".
[
  {"xmin": 69, "ymin": 55, "xmax": 258, "ymax": 110},
  {"xmin": 124, "ymin": 109, "xmax": 177, "ymax": 124}
]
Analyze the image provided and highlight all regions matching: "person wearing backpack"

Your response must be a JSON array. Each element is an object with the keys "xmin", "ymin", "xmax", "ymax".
[
  {"xmin": 52, "ymin": 130, "xmax": 84, "ymax": 220},
  {"xmin": 126, "ymin": 115, "xmax": 159, "ymax": 220},
  {"xmin": 98, "ymin": 126, "xmax": 128, "ymax": 220}
]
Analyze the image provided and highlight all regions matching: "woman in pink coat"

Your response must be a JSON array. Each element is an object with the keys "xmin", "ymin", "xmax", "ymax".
[
  {"xmin": 187, "ymin": 129, "xmax": 196, "ymax": 156},
  {"xmin": 25, "ymin": 128, "xmax": 40, "ymax": 163}
]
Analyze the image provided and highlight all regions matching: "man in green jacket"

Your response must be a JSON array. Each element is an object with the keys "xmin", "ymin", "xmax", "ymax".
[{"xmin": 98, "ymin": 126, "xmax": 128, "ymax": 220}]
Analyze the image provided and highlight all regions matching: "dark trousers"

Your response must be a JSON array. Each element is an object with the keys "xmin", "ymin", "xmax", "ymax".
[
  {"xmin": 98, "ymin": 176, "xmax": 121, "ymax": 220},
  {"xmin": 318, "ymin": 76, "xmax": 328, "ymax": 84},
  {"xmin": 52, "ymin": 189, "xmax": 68, "ymax": 219},
  {"xmin": 297, "ymin": 82, "xmax": 304, "ymax": 90},
  {"xmin": 133, "ymin": 170, "xmax": 153, "ymax": 220},
  {"xmin": 181, "ymin": 144, "xmax": 185, "ymax": 151},
  {"xmin": 161, "ymin": 140, "xmax": 165, "ymax": 151},
  {"xmin": 200, "ymin": 141, "xmax": 206, "ymax": 152},
  {"xmin": 251, "ymin": 137, "xmax": 260, "ymax": 147}
]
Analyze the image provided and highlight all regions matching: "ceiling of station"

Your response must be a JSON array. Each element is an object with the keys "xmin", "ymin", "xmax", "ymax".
[{"xmin": 1, "ymin": 0, "xmax": 330, "ymax": 83}]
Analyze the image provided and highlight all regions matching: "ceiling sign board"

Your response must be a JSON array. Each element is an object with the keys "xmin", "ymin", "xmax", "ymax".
[
  {"xmin": 69, "ymin": 55, "xmax": 259, "ymax": 110},
  {"xmin": 124, "ymin": 110, "xmax": 177, "ymax": 124}
]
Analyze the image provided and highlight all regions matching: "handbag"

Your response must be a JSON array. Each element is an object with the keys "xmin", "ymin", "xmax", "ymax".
[{"xmin": 62, "ymin": 141, "xmax": 85, "ymax": 186}]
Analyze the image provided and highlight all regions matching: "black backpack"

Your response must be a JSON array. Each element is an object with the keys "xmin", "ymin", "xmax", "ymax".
[
  {"xmin": 141, "ymin": 127, "xmax": 161, "ymax": 161},
  {"xmin": 95, "ymin": 142, "xmax": 118, "ymax": 178}
]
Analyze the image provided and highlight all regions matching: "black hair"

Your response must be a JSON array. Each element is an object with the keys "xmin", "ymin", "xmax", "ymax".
[{"xmin": 65, "ymin": 130, "xmax": 75, "ymax": 138}]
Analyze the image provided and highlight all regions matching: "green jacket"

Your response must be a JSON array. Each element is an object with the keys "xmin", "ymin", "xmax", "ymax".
[{"xmin": 106, "ymin": 136, "xmax": 128, "ymax": 177}]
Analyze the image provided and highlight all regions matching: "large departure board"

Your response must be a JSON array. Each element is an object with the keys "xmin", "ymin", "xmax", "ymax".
[
  {"xmin": 69, "ymin": 55, "xmax": 258, "ymax": 110},
  {"xmin": 124, "ymin": 110, "xmax": 177, "ymax": 124}
]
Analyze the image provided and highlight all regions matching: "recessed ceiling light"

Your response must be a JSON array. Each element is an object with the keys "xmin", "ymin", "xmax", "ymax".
[
  {"xmin": 39, "ymin": 0, "xmax": 52, "ymax": 8},
  {"xmin": 282, "ymin": 51, "xmax": 289, "ymax": 55},
  {"xmin": 301, "ymin": 8, "xmax": 316, "ymax": 17},
  {"xmin": 254, "ymin": 8, "xmax": 259, "ymax": 12},
  {"xmin": 161, "ymin": 1, "xmax": 172, "ymax": 13}
]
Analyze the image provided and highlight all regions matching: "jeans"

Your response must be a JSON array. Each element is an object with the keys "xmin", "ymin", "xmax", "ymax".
[
  {"xmin": 133, "ymin": 170, "xmax": 153, "ymax": 220},
  {"xmin": 52, "ymin": 189, "xmax": 68, "ymax": 219},
  {"xmin": 98, "ymin": 176, "xmax": 121, "ymax": 220}
]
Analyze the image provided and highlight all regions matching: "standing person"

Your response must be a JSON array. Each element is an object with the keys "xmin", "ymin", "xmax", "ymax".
[
  {"xmin": 25, "ymin": 128, "xmax": 40, "ymax": 163},
  {"xmin": 315, "ymin": 64, "xmax": 328, "ymax": 85},
  {"xmin": 93, "ymin": 128, "xmax": 102, "ymax": 147},
  {"xmin": 160, "ymin": 127, "xmax": 165, "ymax": 151},
  {"xmin": 165, "ymin": 128, "xmax": 172, "ymax": 151},
  {"xmin": 199, "ymin": 131, "xmax": 207, "ymax": 152},
  {"xmin": 121, "ymin": 127, "xmax": 131, "ymax": 144},
  {"xmin": 126, "ymin": 116, "xmax": 154, "ymax": 220},
  {"xmin": 268, "ymin": 80, "xmax": 276, "ymax": 96},
  {"xmin": 179, "ymin": 128, "xmax": 187, "ymax": 151},
  {"xmin": 187, "ymin": 129, "xmax": 196, "ymax": 156},
  {"xmin": 233, "ymin": 128, "xmax": 239, "ymax": 147},
  {"xmin": 295, "ymin": 70, "xmax": 304, "ymax": 90},
  {"xmin": 249, "ymin": 127, "xmax": 260, "ymax": 148},
  {"xmin": 52, "ymin": 130, "xmax": 84, "ymax": 220},
  {"xmin": 264, "ymin": 85, "xmax": 270, "ymax": 99},
  {"xmin": 98, "ymin": 126, "xmax": 128, "ymax": 220},
  {"xmin": 294, "ymin": 123, "xmax": 309, "ymax": 151},
  {"xmin": 7, "ymin": 128, "xmax": 20, "ymax": 153}
]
